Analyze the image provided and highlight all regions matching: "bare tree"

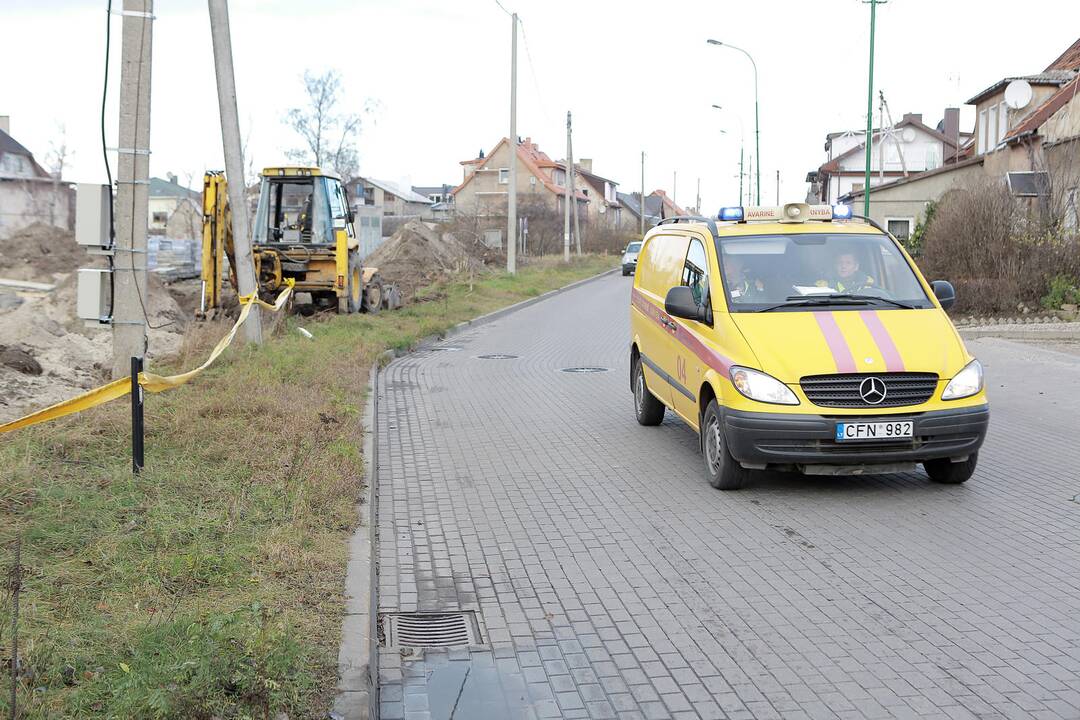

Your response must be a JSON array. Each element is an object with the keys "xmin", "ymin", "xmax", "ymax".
[
  {"xmin": 44, "ymin": 123, "xmax": 72, "ymax": 226},
  {"xmin": 283, "ymin": 69, "xmax": 375, "ymax": 181}
]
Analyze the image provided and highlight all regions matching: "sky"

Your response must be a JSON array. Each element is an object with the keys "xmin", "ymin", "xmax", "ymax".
[{"xmin": 3, "ymin": 0, "xmax": 1078, "ymax": 214}]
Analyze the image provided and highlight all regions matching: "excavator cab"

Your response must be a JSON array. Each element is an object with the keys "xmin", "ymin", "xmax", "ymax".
[{"xmin": 201, "ymin": 166, "xmax": 390, "ymax": 316}]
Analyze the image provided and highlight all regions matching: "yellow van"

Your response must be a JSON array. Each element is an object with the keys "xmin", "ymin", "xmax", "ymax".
[{"xmin": 629, "ymin": 203, "xmax": 988, "ymax": 490}]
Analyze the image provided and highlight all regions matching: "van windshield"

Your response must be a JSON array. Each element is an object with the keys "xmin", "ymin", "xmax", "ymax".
[{"xmin": 718, "ymin": 233, "xmax": 933, "ymax": 312}]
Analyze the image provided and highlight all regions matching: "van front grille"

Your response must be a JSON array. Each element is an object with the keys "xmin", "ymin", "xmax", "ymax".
[{"xmin": 801, "ymin": 372, "xmax": 938, "ymax": 408}]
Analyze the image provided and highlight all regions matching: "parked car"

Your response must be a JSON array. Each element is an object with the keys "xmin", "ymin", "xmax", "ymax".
[
  {"xmin": 621, "ymin": 241, "xmax": 642, "ymax": 276},
  {"xmin": 628, "ymin": 204, "xmax": 988, "ymax": 490}
]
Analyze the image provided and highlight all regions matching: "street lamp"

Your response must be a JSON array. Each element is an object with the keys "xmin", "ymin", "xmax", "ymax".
[
  {"xmin": 711, "ymin": 104, "xmax": 745, "ymax": 205},
  {"xmin": 862, "ymin": 0, "xmax": 887, "ymax": 217},
  {"xmin": 707, "ymin": 39, "xmax": 759, "ymax": 204}
]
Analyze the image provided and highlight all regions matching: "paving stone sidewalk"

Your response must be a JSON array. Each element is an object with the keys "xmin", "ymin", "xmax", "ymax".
[{"xmin": 375, "ymin": 273, "xmax": 1080, "ymax": 720}]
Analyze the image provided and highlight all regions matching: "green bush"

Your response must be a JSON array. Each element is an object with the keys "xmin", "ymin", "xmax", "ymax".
[{"xmin": 1040, "ymin": 274, "xmax": 1080, "ymax": 309}]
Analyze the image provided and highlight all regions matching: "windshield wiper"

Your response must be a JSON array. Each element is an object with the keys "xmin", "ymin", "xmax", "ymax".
[
  {"xmin": 825, "ymin": 293, "xmax": 918, "ymax": 310},
  {"xmin": 756, "ymin": 294, "xmax": 917, "ymax": 313}
]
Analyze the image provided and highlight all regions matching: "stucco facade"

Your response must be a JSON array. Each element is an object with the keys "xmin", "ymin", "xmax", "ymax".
[{"xmin": 453, "ymin": 137, "xmax": 587, "ymax": 217}]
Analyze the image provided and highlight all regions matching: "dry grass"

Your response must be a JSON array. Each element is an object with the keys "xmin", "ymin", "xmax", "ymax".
[{"xmin": 0, "ymin": 254, "xmax": 613, "ymax": 719}]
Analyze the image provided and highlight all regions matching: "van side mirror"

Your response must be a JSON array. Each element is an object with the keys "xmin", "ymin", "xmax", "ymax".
[
  {"xmin": 665, "ymin": 286, "xmax": 708, "ymax": 323},
  {"xmin": 931, "ymin": 280, "xmax": 955, "ymax": 310}
]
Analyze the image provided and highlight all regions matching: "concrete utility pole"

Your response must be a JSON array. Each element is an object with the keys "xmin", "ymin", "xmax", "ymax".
[
  {"xmin": 208, "ymin": 0, "xmax": 262, "ymax": 343},
  {"xmin": 568, "ymin": 123, "xmax": 581, "ymax": 255},
  {"xmin": 506, "ymin": 12, "xmax": 518, "ymax": 274},
  {"xmin": 563, "ymin": 111, "xmax": 571, "ymax": 262},
  {"xmin": 111, "ymin": 0, "xmax": 153, "ymax": 378},
  {"xmin": 639, "ymin": 151, "xmax": 645, "ymax": 237}
]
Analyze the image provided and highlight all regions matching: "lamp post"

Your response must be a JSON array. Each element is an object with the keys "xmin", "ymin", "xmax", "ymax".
[
  {"xmin": 707, "ymin": 39, "xmax": 759, "ymax": 204},
  {"xmin": 711, "ymin": 104, "xmax": 744, "ymax": 206},
  {"xmin": 862, "ymin": 0, "xmax": 887, "ymax": 217}
]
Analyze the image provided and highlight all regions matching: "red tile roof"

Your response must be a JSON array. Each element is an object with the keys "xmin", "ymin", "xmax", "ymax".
[
  {"xmin": 1046, "ymin": 37, "xmax": 1080, "ymax": 72},
  {"xmin": 452, "ymin": 137, "xmax": 588, "ymax": 201}
]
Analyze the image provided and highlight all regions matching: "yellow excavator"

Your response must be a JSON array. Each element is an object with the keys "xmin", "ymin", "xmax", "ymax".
[{"xmin": 200, "ymin": 166, "xmax": 391, "ymax": 316}]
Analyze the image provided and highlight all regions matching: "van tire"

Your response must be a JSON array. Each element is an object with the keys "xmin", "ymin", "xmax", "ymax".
[
  {"xmin": 924, "ymin": 453, "xmax": 977, "ymax": 484},
  {"xmin": 633, "ymin": 356, "xmax": 665, "ymax": 426},
  {"xmin": 701, "ymin": 400, "xmax": 748, "ymax": 490}
]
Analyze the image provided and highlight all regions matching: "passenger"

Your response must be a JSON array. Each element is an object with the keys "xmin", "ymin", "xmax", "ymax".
[
  {"xmin": 723, "ymin": 254, "xmax": 765, "ymax": 300},
  {"xmin": 818, "ymin": 250, "xmax": 875, "ymax": 293}
]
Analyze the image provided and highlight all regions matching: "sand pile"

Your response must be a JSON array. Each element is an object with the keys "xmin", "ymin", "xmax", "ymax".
[
  {"xmin": 0, "ymin": 224, "xmax": 187, "ymax": 424},
  {"xmin": 366, "ymin": 220, "xmax": 494, "ymax": 301}
]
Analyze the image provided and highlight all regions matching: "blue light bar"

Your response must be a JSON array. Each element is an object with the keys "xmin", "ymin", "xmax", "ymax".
[
  {"xmin": 718, "ymin": 206, "xmax": 744, "ymax": 222},
  {"xmin": 831, "ymin": 204, "xmax": 853, "ymax": 220}
]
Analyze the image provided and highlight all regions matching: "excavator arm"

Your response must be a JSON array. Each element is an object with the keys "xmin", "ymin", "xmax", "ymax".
[{"xmin": 199, "ymin": 171, "xmax": 238, "ymax": 316}]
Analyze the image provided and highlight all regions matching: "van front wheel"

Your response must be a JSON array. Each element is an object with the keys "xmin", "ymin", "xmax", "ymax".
[
  {"xmin": 701, "ymin": 400, "xmax": 748, "ymax": 490},
  {"xmin": 924, "ymin": 453, "xmax": 977, "ymax": 484},
  {"xmin": 633, "ymin": 356, "xmax": 665, "ymax": 426}
]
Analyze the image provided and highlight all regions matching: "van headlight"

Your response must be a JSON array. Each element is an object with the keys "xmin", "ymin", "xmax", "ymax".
[
  {"xmin": 729, "ymin": 366, "xmax": 799, "ymax": 405},
  {"xmin": 942, "ymin": 359, "xmax": 983, "ymax": 400}
]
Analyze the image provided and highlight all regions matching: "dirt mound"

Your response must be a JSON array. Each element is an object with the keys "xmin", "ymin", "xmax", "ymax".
[
  {"xmin": 366, "ymin": 220, "xmax": 493, "ymax": 301},
  {"xmin": 0, "ymin": 223, "xmax": 100, "ymax": 282}
]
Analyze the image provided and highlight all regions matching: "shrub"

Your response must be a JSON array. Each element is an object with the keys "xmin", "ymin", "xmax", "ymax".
[{"xmin": 1041, "ymin": 274, "xmax": 1080, "ymax": 309}]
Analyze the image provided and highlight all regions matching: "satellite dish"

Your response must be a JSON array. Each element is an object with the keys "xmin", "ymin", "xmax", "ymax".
[
  {"xmin": 901, "ymin": 127, "xmax": 916, "ymax": 143},
  {"xmin": 1004, "ymin": 80, "xmax": 1033, "ymax": 110}
]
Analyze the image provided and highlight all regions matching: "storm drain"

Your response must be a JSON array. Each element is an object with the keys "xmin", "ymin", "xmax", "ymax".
[
  {"xmin": 476, "ymin": 354, "xmax": 518, "ymax": 360},
  {"xmin": 561, "ymin": 367, "xmax": 609, "ymax": 373},
  {"xmin": 381, "ymin": 612, "xmax": 480, "ymax": 648}
]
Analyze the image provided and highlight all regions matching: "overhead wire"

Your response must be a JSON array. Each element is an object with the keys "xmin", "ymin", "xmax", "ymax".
[{"xmin": 101, "ymin": 0, "xmax": 116, "ymax": 318}]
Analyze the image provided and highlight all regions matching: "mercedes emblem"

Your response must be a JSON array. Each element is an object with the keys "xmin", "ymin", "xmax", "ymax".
[{"xmin": 859, "ymin": 376, "xmax": 887, "ymax": 405}]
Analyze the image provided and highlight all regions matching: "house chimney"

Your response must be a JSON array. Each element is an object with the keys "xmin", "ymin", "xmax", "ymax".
[
  {"xmin": 167, "ymin": 172, "xmax": 178, "ymax": 184},
  {"xmin": 942, "ymin": 108, "xmax": 960, "ymax": 160},
  {"xmin": 579, "ymin": 158, "xmax": 593, "ymax": 173},
  {"xmin": 0, "ymin": 116, "xmax": 9, "ymax": 135},
  {"xmin": 902, "ymin": 112, "xmax": 923, "ymax": 125}
]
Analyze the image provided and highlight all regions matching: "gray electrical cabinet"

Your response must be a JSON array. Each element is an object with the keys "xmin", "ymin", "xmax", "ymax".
[{"xmin": 75, "ymin": 183, "xmax": 112, "ymax": 247}]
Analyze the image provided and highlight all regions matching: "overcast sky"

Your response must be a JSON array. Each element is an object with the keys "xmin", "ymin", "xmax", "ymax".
[{"xmin": 3, "ymin": 0, "xmax": 1078, "ymax": 213}]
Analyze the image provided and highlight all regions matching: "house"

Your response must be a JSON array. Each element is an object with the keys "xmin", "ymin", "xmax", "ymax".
[
  {"xmin": 452, "ymin": 137, "xmax": 589, "ymax": 218},
  {"xmin": 572, "ymin": 159, "xmax": 624, "ymax": 229},
  {"xmin": 412, "ymin": 184, "xmax": 455, "ymax": 205},
  {"xmin": 0, "ymin": 116, "xmax": 73, "ymax": 238},
  {"xmin": 346, "ymin": 176, "xmax": 434, "ymax": 218},
  {"xmin": 149, "ymin": 173, "xmax": 201, "ymax": 239},
  {"xmin": 809, "ymin": 110, "xmax": 965, "ymax": 205},
  {"xmin": 966, "ymin": 37, "xmax": 1080, "ymax": 217},
  {"xmin": 844, "ymin": 37, "xmax": 1080, "ymax": 235},
  {"xmin": 615, "ymin": 190, "xmax": 687, "ymax": 233}
]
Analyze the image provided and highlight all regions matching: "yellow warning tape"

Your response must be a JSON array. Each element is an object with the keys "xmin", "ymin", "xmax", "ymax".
[{"xmin": 0, "ymin": 282, "xmax": 294, "ymax": 434}]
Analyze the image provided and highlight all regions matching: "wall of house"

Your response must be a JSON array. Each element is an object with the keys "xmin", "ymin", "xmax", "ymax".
[
  {"xmin": 454, "ymin": 142, "xmax": 552, "ymax": 214},
  {"xmin": 149, "ymin": 196, "xmax": 180, "ymax": 231},
  {"xmin": 855, "ymin": 161, "xmax": 986, "ymax": 234},
  {"xmin": 974, "ymin": 85, "xmax": 1062, "ymax": 156},
  {"xmin": 0, "ymin": 179, "xmax": 72, "ymax": 238}
]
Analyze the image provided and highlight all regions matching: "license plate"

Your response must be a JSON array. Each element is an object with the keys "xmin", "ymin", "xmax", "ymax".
[{"xmin": 835, "ymin": 420, "xmax": 913, "ymax": 442}]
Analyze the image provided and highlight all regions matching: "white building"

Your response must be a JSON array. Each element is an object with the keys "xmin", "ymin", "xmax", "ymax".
[{"xmin": 809, "ymin": 111, "xmax": 968, "ymax": 205}]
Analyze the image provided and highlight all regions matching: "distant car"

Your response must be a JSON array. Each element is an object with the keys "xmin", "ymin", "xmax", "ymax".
[{"xmin": 621, "ymin": 241, "xmax": 642, "ymax": 276}]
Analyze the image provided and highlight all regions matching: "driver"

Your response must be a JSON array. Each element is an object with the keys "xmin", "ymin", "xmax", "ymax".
[
  {"xmin": 723, "ymin": 254, "xmax": 765, "ymax": 301},
  {"xmin": 818, "ymin": 250, "xmax": 875, "ymax": 293}
]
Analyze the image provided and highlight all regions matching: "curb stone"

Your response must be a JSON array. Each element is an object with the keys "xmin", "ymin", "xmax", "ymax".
[{"xmin": 331, "ymin": 266, "xmax": 615, "ymax": 718}]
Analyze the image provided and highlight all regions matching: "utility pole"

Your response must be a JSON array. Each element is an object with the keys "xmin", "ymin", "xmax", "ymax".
[
  {"xmin": 739, "ymin": 146, "xmax": 744, "ymax": 206},
  {"xmin": 563, "ymin": 111, "xmax": 571, "ymax": 263},
  {"xmin": 506, "ymin": 12, "xmax": 518, "ymax": 274},
  {"xmin": 747, "ymin": 153, "xmax": 753, "ymax": 206},
  {"xmin": 863, "ymin": 0, "xmax": 887, "ymax": 217},
  {"xmin": 639, "ymin": 151, "xmax": 645, "ymax": 237},
  {"xmin": 878, "ymin": 89, "xmax": 885, "ymax": 184},
  {"xmin": 111, "ymin": 0, "xmax": 152, "ymax": 378},
  {"xmin": 208, "ymin": 0, "xmax": 262, "ymax": 343},
  {"xmin": 696, "ymin": 177, "xmax": 701, "ymax": 216},
  {"xmin": 776, "ymin": 170, "xmax": 779, "ymax": 204},
  {"xmin": 568, "ymin": 123, "xmax": 581, "ymax": 255}
]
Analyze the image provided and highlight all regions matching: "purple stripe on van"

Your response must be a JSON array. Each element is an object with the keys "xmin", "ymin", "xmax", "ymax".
[
  {"xmin": 814, "ymin": 312, "xmax": 857, "ymax": 373},
  {"xmin": 859, "ymin": 310, "xmax": 906, "ymax": 372}
]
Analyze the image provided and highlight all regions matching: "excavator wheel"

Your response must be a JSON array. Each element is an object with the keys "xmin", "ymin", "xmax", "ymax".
[
  {"xmin": 364, "ymin": 274, "xmax": 384, "ymax": 314},
  {"xmin": 346, "ymin": 253, "xmax": 363, "ymax": 314}
]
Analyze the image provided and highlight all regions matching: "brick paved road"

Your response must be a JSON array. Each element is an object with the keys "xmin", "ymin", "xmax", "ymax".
[{"xmin": 376, "ymin": 273, "xmax": 1080, "ymax": 720}]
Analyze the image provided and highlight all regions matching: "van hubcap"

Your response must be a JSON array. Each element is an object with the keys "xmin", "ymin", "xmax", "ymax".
[
  {"xmin": 706, "ymin": 416, "xmax": 723, "ymax": 473},
  {"xmin": 635, "ymin": 367, "xmax": 644, "ymax": 414}
]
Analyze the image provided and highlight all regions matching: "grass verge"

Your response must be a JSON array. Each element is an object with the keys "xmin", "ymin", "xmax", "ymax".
[{"xmin": 0, "ymin": 254, "xmax": 614, "ymax": 719}]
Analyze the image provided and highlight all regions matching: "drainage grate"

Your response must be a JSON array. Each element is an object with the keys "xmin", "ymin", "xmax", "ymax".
[
  {"xmin": 381, "ymin": 612, "xmax": 480, "ymax": 648},
  {"xmin": 477, "ymin": 354, "xmax": 518, "ymax": 360},
  {"xmin": 561, "ymin": 367, "xmax": 609, "ymax": 373}
]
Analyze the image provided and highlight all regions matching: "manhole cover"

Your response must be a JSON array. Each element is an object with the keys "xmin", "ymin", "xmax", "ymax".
[
  {"xmin": 562, "ymin": 367, "xmax": 609, "ymax": 373},
  {"xmin": 476, "ymin": 354, "xmax": 518, "ymax": 360},
  {"xmin": 381, "ymin": 612, "xmax": 480, "ymax": 648}
]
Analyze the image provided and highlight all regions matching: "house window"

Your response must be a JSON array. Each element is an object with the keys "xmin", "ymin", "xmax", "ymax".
[
  {"xmin": 997, "ymin": 103, "xmax": 1008, "ymax": 144},
  {"xmin": 529, "ymin": 176, "xmax": 536, "ymax": 186},
  {"xmin": 986, "ymin": 104, "xmax": 998, "ymax": 151},
  {"xmin": 978, "ymin": 109, "xmax": 988, "ymax": 154},
  {"xmin": 152, "ymin": 211, "xmax": 168, "ymax": 224},
  {"xmin": 851, "ymin": 183, "xmax": 864, "ymax": 192},
  {"xmin": 925, "ymin": 145, "xmax": 941, "ymax": 170},
  {"xmin": 886, "ymin": 218, "xmax": 913, "ymax": 240},
  {"xmin": 498, "ymin": 168, "xmax": 509, "ymax": 184},
  {"xmin": 1006, "ymin": 171, "xmax": 1049, "ymax": 197},
  {"xmin": 1065, "ymin": 187, "xmax": 1078, "ymax": 231}
]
